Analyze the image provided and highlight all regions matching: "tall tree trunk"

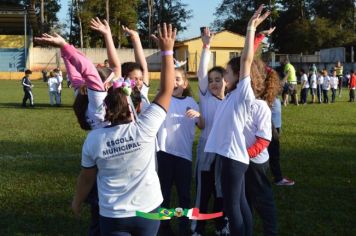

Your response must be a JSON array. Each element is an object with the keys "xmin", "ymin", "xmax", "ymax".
[
  {"xmin": 106, "ymin": 0, "xmax": 109, "ymax": 22},
  {"xmin": 40, "ymin": 0, "xmax": 44, "ymax": 33},
  {"xmin": 148, "ymin": 0, "xmax": 153, "ymax": 48},
  {"xmin": 75, "ymin": 0, "xmax": 83, "ymax": 48},
  {"xmin": 69, "ymin": 0, "xmax": 74, "ymax": 44}
]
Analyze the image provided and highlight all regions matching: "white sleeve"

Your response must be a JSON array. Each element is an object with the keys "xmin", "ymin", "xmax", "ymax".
[
  {"xmin": 137, "ymin": 103, "xmax": 166, "ymax": 139},
  {"xmin": 141, "ymin": 84, "xmax": 149, "ymax": 98},
  {"xmin": 81, "ymin": 136, "xmax": 96, "ymax": 168},
  {"xmin": 234, "ymin": 76, "xmax": 255, "ymax": 124},
  {"xmin": 254, "ymin": 104, "xmax": 272, "ymax": 141},
  {"xmin": 198, "ymin": 49, "xmax": 211, "ymax": 95}
]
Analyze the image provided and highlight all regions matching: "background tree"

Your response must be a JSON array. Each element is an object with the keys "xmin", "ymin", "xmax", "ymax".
[
  {"xmin": 138, "ymin": 0, "xmax": 192, "ymax": 47},
  {"xmin": 69, "ymin": 0, "xmax": 139, "ymax": 48},
  {"xmin": 214, "ymin": 0, "xmax": 356, "ymax": 53}
]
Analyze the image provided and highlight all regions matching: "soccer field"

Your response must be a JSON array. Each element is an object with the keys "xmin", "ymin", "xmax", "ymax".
[{"xmin": 0, "ymin": 79, "xmax": 355, "ymax": 235}]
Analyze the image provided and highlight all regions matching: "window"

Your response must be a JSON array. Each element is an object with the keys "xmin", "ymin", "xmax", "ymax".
[{"xmin": 229, "ymin": 52, "xmax": 239, "ymax": 59}]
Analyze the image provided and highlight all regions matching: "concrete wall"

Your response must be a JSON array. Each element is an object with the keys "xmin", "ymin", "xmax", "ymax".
[{"xmin": 30, "ymin": 47, "xmax": 161, "ymax": 72}]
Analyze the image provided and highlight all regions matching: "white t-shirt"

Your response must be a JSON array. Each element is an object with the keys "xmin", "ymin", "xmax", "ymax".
[
  {"xmin": 198, "ymin": 49, "xmax": 223, "ymax": 140},
  {"xmin": 271, "ymin": 98, "xmax": 281, "ymax": 129},
  {"xmin": 48, "ymin": 77, "xmax": 59, "ymax": 92},
  {"xmin": 330, "ymin": 76, "xmax": 338, "ymax": 89},
  {"xmin": 322, "ymin": 76, "xmax": 330, "ymax": 90},
  {"xmin": 243, "ymin": 100, "xmax": 272, "ymax": 164},
  {"xmin": 205, "ymin": 76, "xmax": 255, "ymax": 165},
  {"xmin": 317, "ymin": 75, "xmax": 324, "ymax": 85},
  {"xmin": 86, "ymin": 88, "xmax": 110, "ymax": 129},
  {"xmin": 82, "ymin": 103, "xmax": 166, "ymax": 218},
  {"xmin": 157, "ymin": 96, "xmax": 199, "ymax": 161},
  {"xmin": 310, "ymin": 73, "xmax": 317, "ymax": 89},
  {"xmin": 57, "ymin": 75, "xmax": 63, "ymax": 91},
  {"xmin": 140, "ymin": 83, "xmax": 150, "ymax": 112},
  {"xmin": 301, "ymin": 74, "xmax": 309, "ymax": 88}
]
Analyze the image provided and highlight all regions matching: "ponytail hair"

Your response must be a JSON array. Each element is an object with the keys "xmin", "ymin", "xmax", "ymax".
[
  {"xmin": 104, "ymin": 86, "xmax": 142, "ymax": 124},
  {"xmin": 250, "ymin": 59, "xmax": 281, "ymax": 107}
]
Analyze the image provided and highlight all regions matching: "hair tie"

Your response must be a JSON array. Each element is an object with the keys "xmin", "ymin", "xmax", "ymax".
[{"xmin": 112, "ymin": 78, "xmax": 136, "ymax": 96}]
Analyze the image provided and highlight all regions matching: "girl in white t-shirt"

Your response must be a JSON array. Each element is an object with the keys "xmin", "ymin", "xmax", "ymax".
[
  {"xmin": 322, "ymin": 70, "xmax": 331, "ymax": 103},
  {"xmin": 244, "ymin": 64, "xmax": 280, "ymax": 236},
  {"xmin": 204, "ymin": 5, "xmax": 270, "ymax": 235},
  {"xmin": 121, "ymin": 26, "xmax": 151, "ymax": 112},
  {"xmin": 156, "ymin": 67, "xmax": 204, "ymax": 235},
  {"xmin": 47, "ymin": 71, "xmax": 60, "ymax": 106},
  {"xmin": 330, "ymin": 70, "xmax": 339, "ymax": 103},
  {"xmin": 300, "ymin": 69, "xmax": 309, "ymax": 104},
  {"xmin": 317, "ymin": 70, "xmax": 324, "ymax": 103},
  {"xmin": 309, "ymin": 70, "xmax": 317, "ymax": 103},
  {"xmin": 72, "ymin": 23, "xmax": 176, "ymax": 236},
  {"xmin": 192, "ymin": 27, "xmax": 228, "ymax": 236},
  {"xmin": 35, "ymin": 18, "xmax": 122, "ymax": 131}
]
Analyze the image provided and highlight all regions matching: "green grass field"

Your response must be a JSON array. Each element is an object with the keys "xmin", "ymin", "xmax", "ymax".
[{"xmin": 0, "ymin": 79, "xmax": 355, "ymax": 235}]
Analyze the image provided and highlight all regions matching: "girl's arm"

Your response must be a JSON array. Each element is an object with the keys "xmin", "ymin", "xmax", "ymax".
[
  {"xmin": 240, "ymin": 5, "xmax": 270, "ymax": 80},
  {"xmin": 71, "ymin": 168, "xmax": 97, "ymax": 217},
  {"xmin": 122, "ymin": 26, "xmax": 149, "ymax": 86},
  {"xmin": 151, "ymin": 23, "xmax": 177, "ymax": 111},
  {"xmin": 90, "ymin": 18, "xmax": 121, "ymax": 79},
  {"xmin": 35, "ymin": 33, "xmax": 105, "ymax": 91},
  {"xmin": 197, "ymin": 27, "xmax": 213, "ymax": 94}
]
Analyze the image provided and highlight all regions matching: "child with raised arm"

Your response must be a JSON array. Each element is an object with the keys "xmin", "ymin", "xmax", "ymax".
[
  {"xmin": 192, "ymin": 27, "xmax": 228, "ymax": 236},
  {"xmin": 121, "ymin": 26, "xmax": 151, "ymax": 112},
  {"xmin": 35, "ymin": 18, "xmax": 123, "ymax": 236},
  {"xmin": 204, "ymin": 5, "xmax": 270, "ymax": 236},
  {"xmin": 71, "ymin": 23, "xmax": 176, "ymax": 236},
  {"xmin": 34, "ymin": 18, "xmax": 122, "ymax": 131}
]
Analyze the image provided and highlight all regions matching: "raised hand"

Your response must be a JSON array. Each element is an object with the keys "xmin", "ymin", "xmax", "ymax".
[
  {"xmin": 201, "ymin": 27, "xmax": 214, "ymax": 46},
  {"xmin": 34, "ymin": 33, "xmax": 67, "ymax": 48},
  {"xmin": 248, "ymin": 5, "xmax": 271, "ymax": 29},
  {"xmin": 150, "ymin": 23, "xmax": 177, "ymax": 51},
  {"xmin": 90, "ymin": 17, "xmax": 111, "ymax": 36},
  {"xmin": 259, "ymin": 27, "xmax": 276, "ymax": 36},
  {"xmin": 122, "ymin": 25, "xmax": 139, "ymax": 39}
]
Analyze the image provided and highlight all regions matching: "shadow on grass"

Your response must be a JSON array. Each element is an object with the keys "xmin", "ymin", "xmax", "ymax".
[
  {"xmin": 0, "ymin": 203, "xmax": 90, "ymax": 235},
  {"xmin": 0, "ymin": 102, "xmax": 73, "ymax": 110}
]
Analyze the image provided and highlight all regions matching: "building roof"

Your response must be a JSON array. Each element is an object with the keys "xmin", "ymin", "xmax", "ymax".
[
  {"xmin": 175, "ymin": 30, "xmax": 245, "ymax": 48},
  {"xmin": 0, "ymin": 2, "xmax": 38, "ymax": 35}
]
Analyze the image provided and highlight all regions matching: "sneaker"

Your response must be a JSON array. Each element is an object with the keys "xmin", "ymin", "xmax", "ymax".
[
  {"xmin": 275, "ymin": 177, "xmax": 295, "ymax": 186},
  {"xmin": 192, "ymin": 233, "xmax": 202, "ymax": 236}
]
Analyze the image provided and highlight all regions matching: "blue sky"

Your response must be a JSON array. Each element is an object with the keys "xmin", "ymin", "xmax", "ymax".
[{"xmin": 58, "ymin": 0, "xmax": 220, "ymax": 40}]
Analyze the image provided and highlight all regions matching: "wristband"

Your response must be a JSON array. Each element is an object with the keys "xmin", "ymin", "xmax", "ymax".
[
  {"xmin": 161, "ymin": 50, "xmax": 174, "ymax": 56},
  {"xmin": 247, "ymin": 26, "xmax": 256, "ymax": 32},
  {"xmin": 203, "ymin": 44, "xmax": 210, "ymax": 49}
]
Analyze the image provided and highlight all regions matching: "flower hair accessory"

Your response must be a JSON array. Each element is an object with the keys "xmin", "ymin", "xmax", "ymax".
[{"xmin": 112, "ymin": 78, "xmax": 136, "ymax": 96}]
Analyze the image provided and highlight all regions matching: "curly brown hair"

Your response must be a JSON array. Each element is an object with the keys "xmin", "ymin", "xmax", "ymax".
[{"xmin": 251, "ymin": 58, "xmax": 281, "ymax": 107}]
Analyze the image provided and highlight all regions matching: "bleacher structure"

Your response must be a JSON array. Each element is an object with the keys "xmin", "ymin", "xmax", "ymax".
[{"xmin": 0, "ymin": 2, "xmax": 38, "ymax": 72}]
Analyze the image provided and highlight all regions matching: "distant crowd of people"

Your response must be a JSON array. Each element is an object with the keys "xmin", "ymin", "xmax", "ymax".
[{"xmin": 279, "ymin": 60, "xmax": 356, "ymax": 106}]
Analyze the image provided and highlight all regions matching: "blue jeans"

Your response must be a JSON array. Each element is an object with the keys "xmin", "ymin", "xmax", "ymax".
[
  {"xmin": 99, "ymin": 209, "xmax": 160, "ymax": 236},
  {"xmin": 245, "ymin": 161, "xmax": 277, "ymax": 236},
  {"xmin": 218, "ymin": 155, "xmax": 252, "ymax": 236}
]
